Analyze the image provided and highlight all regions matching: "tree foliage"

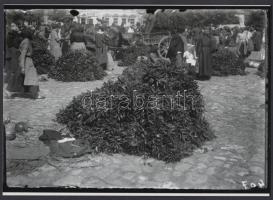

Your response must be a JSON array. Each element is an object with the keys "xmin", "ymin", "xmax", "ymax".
[
  {"xmin": 5, "ymin": 10, "xmax": 43, "ymax": 26},
  {"xmin": 47, "ymin": 10, "xmax": 72, "ymax": 23},
  {"xmin": 245, "ymin": 10, "xmax": 266, "ymax": 31},
  {"xmin": 151, "ymin": 10, "xmax": 239, "ymax": 32}
]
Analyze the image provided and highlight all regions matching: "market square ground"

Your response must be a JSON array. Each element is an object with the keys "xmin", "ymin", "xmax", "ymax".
[{"xmin": 3, "ymin": 64, "xmax": 266, "ymax": 189}]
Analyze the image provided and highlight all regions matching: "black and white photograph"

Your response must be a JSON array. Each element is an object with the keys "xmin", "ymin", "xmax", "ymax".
[{"xmin": 1, "ymin": 3, "xmax": 271, "ymax": 195}]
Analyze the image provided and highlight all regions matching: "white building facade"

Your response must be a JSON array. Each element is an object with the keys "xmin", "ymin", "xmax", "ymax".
[{"xmin": 74, "ymin": 9, "xmax": 146, "ymax": 27}]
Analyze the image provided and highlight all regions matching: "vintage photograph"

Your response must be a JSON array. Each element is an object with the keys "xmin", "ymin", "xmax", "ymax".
[{"xmin": 2, "ymin": 7, "xmax": 269, "ymax": 191}]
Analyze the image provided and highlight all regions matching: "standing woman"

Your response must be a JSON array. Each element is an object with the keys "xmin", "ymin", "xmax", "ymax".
[
  {"xmin": 19, "ymin": 29, "xmax": 45, "ymax": 99},
  {"xmin": 95, "ymin": 28, "xmax": 108, "ymax": 70},
  {"xmin": 49, "ymin": 24, "xmax": 62, "ymax": 61},
  {"xmin": 61, "ymin": 21, "xmax": 72, "ymax": 55},
  {"xmin": 5, "ymin": 23, "xmax": 24, "ymax": 97},
  {"xmin": 236, "ymin": 28, "xmax": 248, "ymax": 57},
  {"xmin": 196, "ymin": 28, "xmax": 214, "ymax": 80},
  {"xmin": 252, "ymin": 29, "xmax": 263, "ymax": 51}
]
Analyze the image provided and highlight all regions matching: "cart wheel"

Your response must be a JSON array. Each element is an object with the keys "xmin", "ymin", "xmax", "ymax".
[{"xmin": 157, "ymin": 36, "xmax": 171, "ymax": 60}]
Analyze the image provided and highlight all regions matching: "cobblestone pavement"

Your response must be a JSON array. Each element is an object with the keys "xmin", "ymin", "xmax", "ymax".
[{"xmin": 4, "ymin": 66, "xmax": 266, "ymax": 190}]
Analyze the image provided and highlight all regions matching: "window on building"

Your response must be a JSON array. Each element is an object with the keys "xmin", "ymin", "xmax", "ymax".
[
  {"xmin": 128, "ymin": 18, "xmax": 135, "ymax": 26},
  {"xmin": 81, "ymin": 18, "xmax": 86, "ymax": 24},
  {"xmin": 113, "ymin": 17, "xmax": 118, "ymax": 25},
  {"xmin": 88, "ymin": 18, "xmax": 93, "ymax": 25},
  {"xmin": 122, "ymin": 18, "xmax": 126, "ymax": 25}
]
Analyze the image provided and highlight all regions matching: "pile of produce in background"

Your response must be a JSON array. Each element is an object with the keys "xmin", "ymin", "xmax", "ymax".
[
  {"xmin": 56, "ymin": 59, "xmax": 215, "ymax": 163},
  {"xmin": 117, "ymin": 45, "xmax": 154, "ymax": 66},
  {"xmin": 49, "ymin": 50, "xmax": 106, "ymax": 82},
  {"xmin": 211, "ymin": 48, "xmax": 246, "ymax": 76},
  {"xmin": 32, "ymin": 36, "xmax": 55, "ymax": 75}
]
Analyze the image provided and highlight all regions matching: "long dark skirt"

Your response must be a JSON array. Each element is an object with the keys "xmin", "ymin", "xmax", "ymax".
[
  {"xmin": 198, "ymin": 47, "xmax": 212, "ymax": 80},
  {"xmin": 6, "ymin": 48, "xmax": 24, "ymax": 92}
]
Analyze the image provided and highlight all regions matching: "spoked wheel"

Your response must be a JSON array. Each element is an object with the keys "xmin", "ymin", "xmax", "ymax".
[{"xmin": 157, "ymin": 36, "xmax": 171, "ymax": 60}]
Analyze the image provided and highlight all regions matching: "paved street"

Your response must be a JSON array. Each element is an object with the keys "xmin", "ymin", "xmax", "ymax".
[{"xmin": 4, "ymin": 66, "xmax": 266, "ymax": 190}]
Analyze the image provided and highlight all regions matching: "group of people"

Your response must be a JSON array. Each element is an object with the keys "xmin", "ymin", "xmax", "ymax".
[
  {"xmin": 166, "ymin": 25, "xmax": 263, "ymax": 80},
  {"xmin": 166, "ymin": 27, "xmax": 216, "ymax": 80},
  {"xmin": 4, "ymin": 14, "xmax": 264, "ymax": 100},
  {"xmin": 4, "ymin": 19, "xmax": 134, "ymax": 99}
]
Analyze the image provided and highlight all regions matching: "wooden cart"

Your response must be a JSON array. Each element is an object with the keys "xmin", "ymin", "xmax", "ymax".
[{"xmin": 141, "ymin": 32, "xmax": 172, "ymax": 60}]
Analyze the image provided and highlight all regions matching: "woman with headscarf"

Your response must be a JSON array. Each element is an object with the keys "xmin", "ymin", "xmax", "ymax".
[
  {"xmin": 196, "ymin": 29, "xmax": 215, "ymax": 80},
  {"xmin": 18, "ymin": 28, "xmax": 45, "ymax": 99},
  {"xmin": 49, "ymin": 23, "xmax": 62, "ymax": 61}
]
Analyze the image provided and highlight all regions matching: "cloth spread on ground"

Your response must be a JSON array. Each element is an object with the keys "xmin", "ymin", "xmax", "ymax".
[
  {"xmin": 39, "ymin": 129, "xmax": 90, "ymax": 158},
  {"xmin": 47, "ymin": 140, "xmax": 90, "ymax": 158}
]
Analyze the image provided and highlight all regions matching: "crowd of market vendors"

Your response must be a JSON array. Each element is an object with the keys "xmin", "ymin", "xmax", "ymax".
[{"xmin": 5, "ymin": 9, "xmax": 264, "ymax": 99}]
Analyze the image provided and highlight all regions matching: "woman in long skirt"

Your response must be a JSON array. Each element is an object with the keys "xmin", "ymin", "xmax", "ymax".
[
  {"xmin": 61, "ymin": 24, "xmax": 71, "ymax": 55},
  {"xmin": 49, "ymin": 24, "xmax": 62, "ymax": 61},
  {"xmin": 196, "ymin": 29, "xmax": 214, "ymax": 80},
  {"xmin": 95, "ymin": 32, "xmax": 108, "ymax": 70},
  {"xmin": 18, "ymin": 29, "xmax": 45, "ymax": 99},
  {"xmin": 252, "ymin": 30, "xmax": 262, "ymax": 51},
  {"xmin": 5, "ymin": 27, "xmax": 24, "ymax": 97}
]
